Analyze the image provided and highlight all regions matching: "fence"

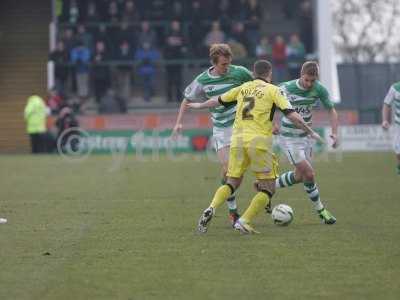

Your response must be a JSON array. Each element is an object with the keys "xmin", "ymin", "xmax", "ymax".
[{"xmin": 337, "ymin": 63, "xmax": 400, "ymax": 124}]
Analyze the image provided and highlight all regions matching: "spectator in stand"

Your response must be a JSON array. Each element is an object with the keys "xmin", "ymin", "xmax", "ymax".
[
  {"xmin": 245, "ymin": 0, "xmax": 262, "ymax": 56},
  {"xmin": 114, "ymin": 40, "xmax": 133, "ymax": 109},
  {"xmin": 76, "ymin": 24, "xmax": 93, "ymax": 50},
  {"xmin": 106, "ymin": 1, "xmax": 120, "ymax": 23},
  {"xmin": 47, "ymin": 88, "xmax": 64, "ymax": 115},
  {"xmin": 256, "ymin": 36, "xmax": 272, "ymax": 61},
  {"xmin": 231, "ymin": 0, "xmax": 248, "ymax": 21},
  {"xmin": 147, "ymin": 0, "xmax": 167, "ymax": 21},
  {"xmin": 272, "ymin": 35, "xmax": 287, "ymax": 83},
  {"xmin": 70, "ymin": 40, "xmax": 91, "ymax": 107},
  {"xmin": 55, "ymin": 106, "xmax": 80, "ymax": 153},
  {"xmin": 298, "ymin": 0, "xmax": 314, "ymax": 53},
  {"xmin": 217, "ymin": 0, "xmax": 232, "ymax": 34},
  {"xmin": 134, "ymin": 41, "xmax": 160, "ymax": 102},
  {"xmin": 227, "ymin": 38, "xmax": 247, "ymax": 60},
  {"xmin": 49, "ymin": 40, "xmax": 70, "ymax": 96},
  {"xmin": 92, "ymin": 41, "xmax": 111, "ymax": 105},
  {"xmin": 94, "ymin": 24, "xmax": 113, "ymax": 54},
  {"xmin": 105, "ymin": 0, "xmax": 120, "ymax": 23},
  {"xmin": 230, "ymin": 21, "xmax": 249, "ymax": 53},
  {"xmin": 169, "ymin": 1, "xmax": 184, "ymax": 22},
  {"xmin": 204, "ymin": 21, "xmax": 226, "ymax": 48},
  {"xmin": 61, "ymin": 28, "xmax": 76, "ymax": 54},
  {"xmin": 287, "ymin": 33, "xmax": 306, "ymax": 79},
  {"xmin": 24, "ymin": 95, "xmax": 49, "ymax": 154},
  {"xmin": 122, "ymin": 0, "xmax": 140, "ymax": 23},
  {"xmin": 69, "ymin": 0, "xmax": 80, "ymax": 24},
  {"xmin": 164, "ymin": 20, "xmax": 186, "ymax": 103},
  {"xmin": 187, "ymin": 1, "xmax": 206, "ymax": 56},
  {"xmin": 137, "ymin": 21, "xmax": 158, "ymax": 49},
  {"xmin": 114, "ymin": 21, "xmax": 136, "ymax": 50},
  {"xmin": 86, "ymin": 1, "xmax": 100, "ymax": 23}
]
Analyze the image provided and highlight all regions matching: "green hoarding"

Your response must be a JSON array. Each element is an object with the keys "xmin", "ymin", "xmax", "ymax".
[
  {"xmin": 76, "ymin": 129, "xmax": 213, "ymax": 154},
  {"xmin": 61, "ymin": 128, "xmax": 326, "ymax": 155}
]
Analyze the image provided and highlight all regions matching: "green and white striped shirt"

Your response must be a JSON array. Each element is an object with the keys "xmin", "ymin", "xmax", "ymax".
[
  {"xmin": 383, "ymin": 82, "xmax": 400, "ymax": 125},
  {"xmin": 184, "ymin": 65, "xmax": 253, "ymax": 128},
  {"xmin": 279, "ymin": 79, "xmax": 334, "ymax": 138}
]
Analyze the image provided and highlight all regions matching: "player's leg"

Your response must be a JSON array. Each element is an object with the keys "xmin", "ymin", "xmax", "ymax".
[
  {"xmin": 215, "ymin": 126, "xmax": 241, "ymax": 222},
  {"xmin": 275, "ymin": 136, "xmax": 303, "ymax": 189},
  {"xmin": 197, "ymin": 146, "xmax": 247, "ymax": 233},
  {"xmin": 197, "ymin": 176, "xmax": 241, "ymax": 234},
  {"xmin": 278, "ymin": 137, "xmax": 336, "ymax": 224},
  {"xmin": 235, "ymin": 179, "xmax": 275, "ymax": 234},
  {"xmin": 296, "ymin": 157, "xmax": 336, "ymax": 225},
  {"xmin": 234, "ymin": 148, "xmax": 277, "ymax": 234},
  {"xmin": 217, "ymin": 145, "xmax": 241, "ymax": 224},
  {"xmin": 275, "ymin": 169, "xmax": 301, "ymax": 188}
]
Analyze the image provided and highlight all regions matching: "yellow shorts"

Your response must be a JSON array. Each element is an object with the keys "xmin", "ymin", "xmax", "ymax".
[{"xmin": 227, "ymin": 147, "xmax": 279, "ymax": 180}]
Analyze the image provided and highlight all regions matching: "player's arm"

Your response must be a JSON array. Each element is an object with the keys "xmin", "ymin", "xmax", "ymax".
[
  {"xmin": 172, "ymin": 99, "xmax": 189, "ymax": 137},
  {"xmin": 189, "ymin": 86, "xmax": 242, "ymax": 109},
  {"xmin": 328, "ymin": 108, "xmax": 339, "ymax": 148},
  {"xmin": 319, "ymin": 85, "xmax": 339, "ymax": 147},
  {"xmin": 272, "ymin": 111, "xmax": 281, "ymax": 135},
  {"xmin": 382, "ymin": 103, "xmax": 391, "ymax": 130},
  {"xmin": 172, "ymin": 79, "xmax": 206, "ymax": 137},
  {"xmin": 187, "ymin": 97, "xmax": 219, "ymax": 109},
  {"xmin": 284, "ymin": 110, "xmax": 324, "ymax": 143},
  {"xmin": 382, "ymin": 86, "xmax": 394, "ymax": 130}
]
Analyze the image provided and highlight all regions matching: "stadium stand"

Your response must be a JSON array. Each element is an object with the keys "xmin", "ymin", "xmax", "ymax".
[
  {"xmin": 51, "ymin": 0, "xmax": 312, "ymax": 113},
  {"xmin": 0, "ymin": 0, "xmax": 51, "ymax": 152}
]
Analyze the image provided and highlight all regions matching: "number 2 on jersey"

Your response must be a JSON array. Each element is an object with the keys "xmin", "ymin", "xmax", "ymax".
[{"xmin": 242, "ymin": 96, "xmax": 255, "ymax": 120}]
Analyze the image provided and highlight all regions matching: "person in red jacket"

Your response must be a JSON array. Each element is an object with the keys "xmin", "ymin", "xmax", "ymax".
[{"xmin": 272, "ymin": 35, "xmax": 288, "ymax": 83}]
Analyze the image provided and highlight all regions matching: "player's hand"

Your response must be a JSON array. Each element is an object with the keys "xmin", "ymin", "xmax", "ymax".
[
  {"xmin": 310, "ymin": 131, "xmax": 324, "ymax": 144},
  {"xmin": 330, "ymin": 133, "xmax": 339, "ymax": 148},
  {"xmin": 187, "ymin": 102, "xmax": 202, "ymax": 109},
  {"xmin": 272, "ymin": 123, "xmax": 280, "ymax": 135},
  {"xmin": 171, "ymin": 123, "xmax": 183, "ymax": 139},
  {"xmin": 382, "ymin": 121, "xmax": 390, "ymax": 130}
]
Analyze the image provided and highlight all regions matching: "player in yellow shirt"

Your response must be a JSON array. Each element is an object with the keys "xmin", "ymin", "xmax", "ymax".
[{"xmin": 188, "ymin": 60, "xmax": 323, "ymax": 234}]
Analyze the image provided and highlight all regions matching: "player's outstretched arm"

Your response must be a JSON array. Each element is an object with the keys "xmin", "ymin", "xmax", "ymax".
[
  {"xmin": 328, "ymin": 108, "xmax": 339, "ymax": 148},
  {"xmin": 382, "ymin": 103, "xmax": 391, "ymax": 130},
  {"xmin": 187, "ymin": 97, "xmax": 219, "ymax": 109},
  {"xmin": 172, "ymin": 99, "xmax": 189, "ymax": 138},
  {"xmin": 285, "ymin": 111, "xmax": 324, "ymax": 143}
]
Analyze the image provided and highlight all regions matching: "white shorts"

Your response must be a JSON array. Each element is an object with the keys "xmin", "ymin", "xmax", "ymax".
[
  {"xmin": 279, "ymin": 135, "xmax": 313, "ymax": 165},
  {"xmin": 393, "ymin": 125, "xmax": 400, "ymax": 154},
  {"xmin": 212, "ymin": 126, "xmax": 232, "ymax": 151}
]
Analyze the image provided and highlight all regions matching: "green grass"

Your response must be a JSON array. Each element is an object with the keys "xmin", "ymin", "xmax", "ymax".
[{"xmin": 0, "ymin": 152, "xmax": 399, "ymax": 300}]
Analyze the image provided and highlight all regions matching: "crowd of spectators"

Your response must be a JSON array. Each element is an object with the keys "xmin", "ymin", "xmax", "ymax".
[{"xmin": 50, "ymin": 0, "xmax": 311, "ymax": 112}]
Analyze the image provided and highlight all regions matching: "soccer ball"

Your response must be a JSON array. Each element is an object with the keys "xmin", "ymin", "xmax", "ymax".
[{"xmin": 271, "ymin": 204, "xmax": 294, "ymax": 226}]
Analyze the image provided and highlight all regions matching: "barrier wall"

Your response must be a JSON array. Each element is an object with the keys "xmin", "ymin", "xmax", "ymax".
[{"xmin": 51, "ymin": 111, "xmax": 399, "ymax": 155}]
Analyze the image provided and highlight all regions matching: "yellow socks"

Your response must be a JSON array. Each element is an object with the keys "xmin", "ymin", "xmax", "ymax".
[
  {"xmin": 241, "ymin": 192, "xmax": 270, "ymax": 223},
  {"xmin": 210, "ymin": 185, "xmax": 233, "ymax": 209}
]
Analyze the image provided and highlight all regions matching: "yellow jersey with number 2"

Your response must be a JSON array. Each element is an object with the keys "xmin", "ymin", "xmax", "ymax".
[{"xmin": 219, "ymin": 78, "xmax": 292, "ymax": 150}]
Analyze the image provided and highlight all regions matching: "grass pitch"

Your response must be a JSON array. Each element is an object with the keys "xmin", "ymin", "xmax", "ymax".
[{"xmin": 0, "ymin": 152, "xmax": 399, "ymax": 300}]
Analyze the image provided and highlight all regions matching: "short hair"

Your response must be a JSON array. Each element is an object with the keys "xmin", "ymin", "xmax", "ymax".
[
  {"xmin": 301, "ymin": 61, "xmax": 319, "ymax": 77},
  {"xmin": 253, "ymin": 60, "xmax": 272, "ymax": 78},
  {"xmin": 209, "ymin": 43, "xmax": 233, "ymax": 64}
]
